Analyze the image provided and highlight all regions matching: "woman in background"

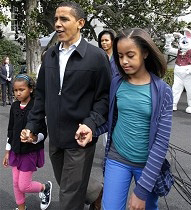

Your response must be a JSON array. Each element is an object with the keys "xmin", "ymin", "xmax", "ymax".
[
  {"xmin": 98, "ymin": 30, "xmax": 118, "ymax": 77},
  {"xmin": 0, "ymin": 56, "xmax": 14, "ymax": 106}
]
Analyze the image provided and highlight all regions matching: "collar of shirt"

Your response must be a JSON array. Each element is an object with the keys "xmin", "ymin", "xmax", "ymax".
[
  {"xmin": 59, "ymin": 36, "xmax": 82, "ymax": 53},
  {"xmin": 59, "ymin": 36, "xmax": 82, "ymax": 89}
]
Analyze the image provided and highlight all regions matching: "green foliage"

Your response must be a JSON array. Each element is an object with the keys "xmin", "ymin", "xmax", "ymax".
[
  {"xmin": 0, "ymin": 38, "xmax": 23, "ymax": 72},
  {"xmin": 91, "ymin": 0, "xmax": 191, "ymax": 48},
  {"xmin": 163, "ymin": 69, "xmax": 174, "ymax": 87},
  {"xmin": 0, "ymin": 12, "xmax": 9, "ymax": 25},
  {"xmin": 0, "ymin": 0, "xmax": 10, "ymax": 25},
  {"xmin": 4, "ymin": 0, "xmax": 191, "ymax": 49}
]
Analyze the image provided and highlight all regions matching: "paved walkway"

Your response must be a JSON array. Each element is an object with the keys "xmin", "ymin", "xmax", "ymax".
[{"xmin": 0, "ymin": 92, "xmax": 191, "ymax": 209}]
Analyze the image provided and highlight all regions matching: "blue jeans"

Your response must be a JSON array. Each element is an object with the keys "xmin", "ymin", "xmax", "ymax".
[{"xmin": 102, "ymin": 158, "xmax": 158, "ymax": 210}]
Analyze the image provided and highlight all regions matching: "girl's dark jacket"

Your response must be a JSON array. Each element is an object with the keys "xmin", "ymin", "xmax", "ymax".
[{"xmin": 7, "ymin": 99, "xmax": 47, "ymax": 154}]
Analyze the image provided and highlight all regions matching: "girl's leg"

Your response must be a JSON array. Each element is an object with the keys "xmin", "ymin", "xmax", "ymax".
[
  {"xmin": 18, "ymin": 170, "xmax": 43, "ymax": 193},
  {"xmin": 12, "ymin": 167, "xmax": 25, "ymax": 205},
  {"xmin": 133, "ymin": 168, "xmax": 158, "ymax": 210},
  {"xmin": 102, "ymin": 159, "xmax": 133, "ymax": 210}
]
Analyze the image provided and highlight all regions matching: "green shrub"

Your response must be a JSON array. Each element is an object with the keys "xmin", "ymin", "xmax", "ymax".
[
  {"xmin": 163, "ymin": 69, "xmax": 174, "ymax": 87},
  {"xmin": 0, "ymin": 38, "xmax": 23, "ymax": 73}
]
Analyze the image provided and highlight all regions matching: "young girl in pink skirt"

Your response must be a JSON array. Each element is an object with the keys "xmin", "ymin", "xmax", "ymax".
[{"xmin": 3, "ymin": 74, "xmax": 52, "ymax": 210}]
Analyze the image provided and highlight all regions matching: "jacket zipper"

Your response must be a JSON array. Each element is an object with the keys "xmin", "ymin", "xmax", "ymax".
[{"xmin": 58, "ymin": 89, "xmax": 62, "ymax": 95}]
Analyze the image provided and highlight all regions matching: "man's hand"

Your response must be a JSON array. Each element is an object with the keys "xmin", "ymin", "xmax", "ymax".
[
  {"xmin": 20, "ymin": 129, "xmax": 37, "ymax": 143},
  {"xmin": 128, "ymin": 192, "xmax": 146, "ymax": 210},
  {"xmin": 3, "ymin": 151, "xmax": 10, "ymax": 167},
  {"xmin": 75, "ymin": 124, "xmax": 92, "ymax": 147}
]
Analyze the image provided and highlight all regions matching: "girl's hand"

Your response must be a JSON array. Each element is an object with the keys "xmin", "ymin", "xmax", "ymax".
[
  {"xmin": 3, "ymin": 151, "xmax": 10, "ymax": 167},
  {"xmin": 128, "ymin": 192, "xmax": 146, "ymax": 210},
  {"xmin": 29, "ymin": 133, "xmax": 38, "ymax": 143}
]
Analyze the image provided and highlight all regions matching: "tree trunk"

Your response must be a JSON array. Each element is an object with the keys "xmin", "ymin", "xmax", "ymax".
[{"xmin": 25, "ymin": 0, "xmax": 41, "ymax": 74}]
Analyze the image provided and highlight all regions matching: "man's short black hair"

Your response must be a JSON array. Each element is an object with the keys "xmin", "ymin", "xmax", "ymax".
[{"xmin": 57, "ymin": 1, "xmax": 85, "ymax": 20}]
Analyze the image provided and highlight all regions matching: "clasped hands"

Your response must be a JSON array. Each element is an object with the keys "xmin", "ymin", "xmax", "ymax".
[
  {"xmin": 20, "ymin": 129, "xmax": 37, "ymax": 143},
  {"xmin": 75, "ymin": 124, "xmax": 92, "ymax": 147},
  {"xmin": 20, "ymin": 124, "xmax": 92, "ymax": 147}
]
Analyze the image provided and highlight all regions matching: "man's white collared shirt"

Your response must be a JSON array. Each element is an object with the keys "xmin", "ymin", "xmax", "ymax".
[{"xmin": 59, "ymin": 37, "xmax": 81, "ymax": 89}]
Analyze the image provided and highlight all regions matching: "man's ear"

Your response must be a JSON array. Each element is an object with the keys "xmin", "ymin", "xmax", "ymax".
[{"xmin": 77, "ymin": 18, "xmax": 85, "ymax": 30}]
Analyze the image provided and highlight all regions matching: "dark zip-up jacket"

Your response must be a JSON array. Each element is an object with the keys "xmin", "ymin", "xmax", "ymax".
[
  {"xmin": 7, "ymin": 99, "xmax": 47, "ymax": 154},
  {"xmin": 26, "ymin": 38, "xmax": 111, "ymax": 148}
]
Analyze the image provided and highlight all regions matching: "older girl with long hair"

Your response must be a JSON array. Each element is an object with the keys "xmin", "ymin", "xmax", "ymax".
[{"xmin": 102, "ymin": 28, "xmax": 173, "ymax": 210}]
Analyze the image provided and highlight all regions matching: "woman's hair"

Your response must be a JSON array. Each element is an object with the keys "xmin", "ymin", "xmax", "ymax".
[
  {"xmin": 2, "ymin": 56, "xmax": 9, "ymax": 65},
  {"xmin": 57, "ymin": 1, "xmax": 85, "ymax": 20},
  {"xmin": 98, "ymin": 30, "xmax": 115, "ymax": 49},
  {"xmin": 14, "ymin": 74, "xmax": 35, "ymax": 98},
  {"xmin": 113, "ymin": 28, "xmax": 167, "ymax": 78}
]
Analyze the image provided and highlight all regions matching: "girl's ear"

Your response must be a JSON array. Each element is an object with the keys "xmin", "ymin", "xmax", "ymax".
[{"xmin": 143, "ymin": 51, "xmax": 149, "ymax": 59}]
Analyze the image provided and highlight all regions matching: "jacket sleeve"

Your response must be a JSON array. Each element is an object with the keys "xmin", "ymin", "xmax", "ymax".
[
  {"xmin": 32, "ymin": 118, "xmax": 47, "ymax": 143},
  {"xmin": 25, "ymin": 59, "xmax": 46, "ymax": 134},
  {"xmin": 82, "ymin": 51, "xmax": 111, "ymax": 134},
  {"xmin": 7, "ymin": 105, "xmax": 14, "ymax": 144},
  {"xmin": 38, "ymin": 118, "xmax": 47, "ymax": 140},
  {"xmin": 95, "ymin": 122, "xmax": 109, "ymax": 137},
  {"xmin": 0, "ymin": 66, "xmax": 7, "ymax": 80},
  {"xmin": 134, "ymin": 86, "xmax": 173, "ymax": 200}
]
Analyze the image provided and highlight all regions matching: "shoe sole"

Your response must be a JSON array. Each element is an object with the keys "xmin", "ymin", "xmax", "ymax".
[{"xmin": 41, "ymin": 181, "xmax": 52, "ymax": 210}]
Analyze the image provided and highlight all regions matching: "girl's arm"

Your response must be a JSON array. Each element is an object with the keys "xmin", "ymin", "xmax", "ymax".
[
  {"xmin": 7, "ymin": 105, "xmax": 14, "ymax": 145},
  {"xmin": 32, "ymin": 133, "xmax": 44, "ymax": 144},
  {"xmin": 2, "ymin": 150, "xmax": 10, "ymax": 167},
  {"xmin": 94, "ymin": 122, "xmax": 108, "ymax": 137},
  {"xmin": 22, "ymin": 119, "xmax": 47, "ymax": 144},
  {"xmin": 134, "ymin": 86, "xmax": 173, "ymax": 200},
  {"xmin": 5, "ymin": 138, "xmax": 11, "ymax": 150},
  {"xmin": 3, "ymin": 105, "xmax": 14, "ymax": 167}
]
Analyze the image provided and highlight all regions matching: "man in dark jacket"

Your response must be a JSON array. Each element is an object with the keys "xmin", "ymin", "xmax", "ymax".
[{"xmin": 21, "ymin": 2, "xmax": 110, "ymax": 210}]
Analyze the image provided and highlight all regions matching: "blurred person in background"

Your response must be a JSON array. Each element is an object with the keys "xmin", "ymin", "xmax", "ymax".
[{"xmin": 0, "ymin": 56, "xmax": 14, "ymax": 106}]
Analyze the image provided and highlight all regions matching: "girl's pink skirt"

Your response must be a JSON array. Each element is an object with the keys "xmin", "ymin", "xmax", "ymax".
[{"xmin": 9, "ymin": 149, "xmax": 44, "ymax": 172}]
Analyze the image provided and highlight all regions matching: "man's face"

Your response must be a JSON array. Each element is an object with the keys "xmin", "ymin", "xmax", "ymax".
[{"xmin": 54, "ymin": 6, "xmax": 84, "ymax": 48}]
